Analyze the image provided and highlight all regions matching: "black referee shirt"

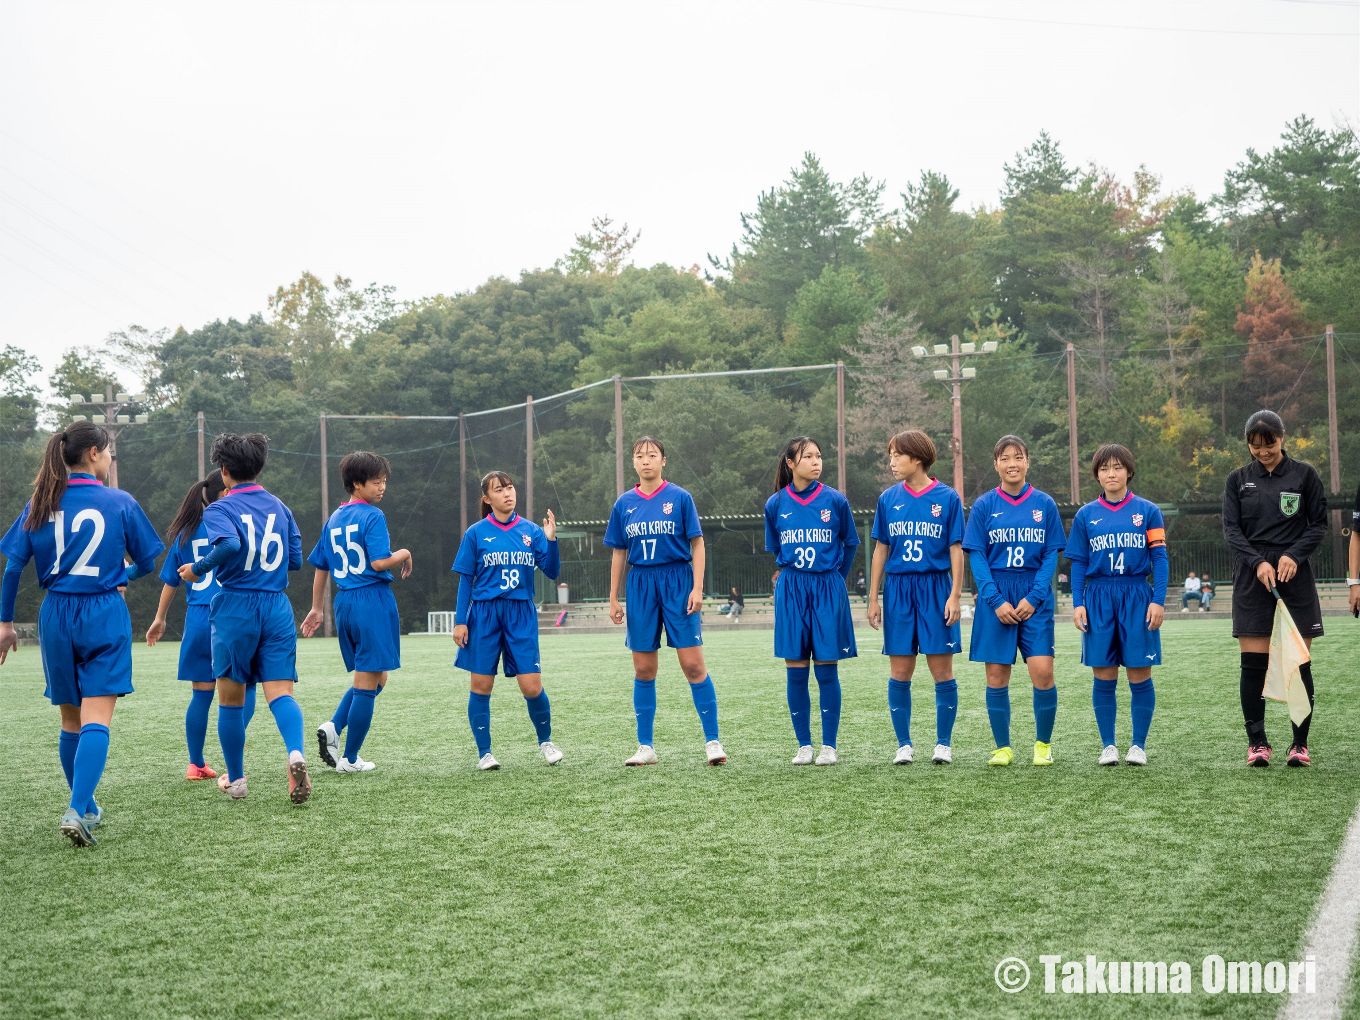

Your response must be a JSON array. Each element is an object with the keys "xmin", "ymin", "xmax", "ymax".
[{"xmin": 1222, "ymin": 453, "xmax": 1328, "ymax": 571}]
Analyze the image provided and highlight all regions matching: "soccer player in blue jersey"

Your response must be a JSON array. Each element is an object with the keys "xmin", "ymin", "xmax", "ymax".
[
  {"xmin": 302, "ymin": 452, "xmax": 412, "ymax": 773},
  {"xmin": 451, "ymin": 470, "xmax": 562, "ymax": 770},
  {"xmin": 1065, "ymin": 444, "xmax": 1167, "ymax": 767},
  {"xmin": 765, "ymin": 436, "xmax": 859, "ymax": 766},
  {"xmin": 178, "ymin": 433, "xmax": 309, "ymax": 804},
  {"xmin": 606, "ymin": 437, "xmax": 726, "ymax": 766},
  {"xmin": 145, "ymin": 470, "xmax": 249, "ymax": 782},
  {"xmin": 0, "ymin": 421, "xmax": 164, "ymax": 846},
  {"xmin": 962, "ymin": 435, "xmax": 1066, "ymax": 767},
  {"xmin": 866, "ymin": 430, "xmax": 964, "ymax": 765}
]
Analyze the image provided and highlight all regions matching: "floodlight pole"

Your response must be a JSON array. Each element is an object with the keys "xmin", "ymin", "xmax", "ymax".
[
  {"xmin": 525, "ymin": 395, "xmax": 534, "ymax": 522},
  {"xmin": 74, "ymin": 385, "xmax": 150, "ymax": 490},
  {"xmin": 1326, "ymin": 325, "xmax": 1343, "ymax": 575},
  {"xmin": 949, "ymin": 337, "xmax": 963, "ymax": 495},
  {"xmin": 836, "ymin": 361, "xmax": 846, "ymax": 493},
  {"xmin": 614, "ymin": 374, "xmax": 624, "ymax": 497},
  {"xmin": 1067, "ymin": 344, "xmax": 1080, "ymax": 504},
  {"xmin": 319, "ymin": 413, "xmax": 333, "ymax": 638},
  {"xmin": 197, "ymin": 411, "xmax": 205, "ymax": 479}
]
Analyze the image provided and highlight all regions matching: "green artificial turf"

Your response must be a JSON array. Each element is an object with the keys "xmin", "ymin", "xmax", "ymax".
[{"xmin": 1, "ymin": 621, "xmax": 1356, "ymax": 1019}]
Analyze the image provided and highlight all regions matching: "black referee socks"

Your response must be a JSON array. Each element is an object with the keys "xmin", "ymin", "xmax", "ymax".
[
  {"xmin": 1240, "ymin": 652, "xmax": 1270, "ymax": 747},
  {"xmin": 1292, "ymin": 662, "xmax": 1315, "ymax": 749}
]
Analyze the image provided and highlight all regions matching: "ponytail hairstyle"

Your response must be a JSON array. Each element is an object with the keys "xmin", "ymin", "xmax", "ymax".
[
  {"xmin": 992, "ymin": 434, "xmax": 1029, "ymax": 460},
  {"xmin": 26, "ymin": 420, "xmax": 110, "ymax": 531},
  {"xmin": 479, "ymin": 470, "xmax": 515, "ymax": 519},
  {"xmin": 774, "ymin": 436, "xmax": 822, "ymax": 493},
  {"xmin": 166, "ymin": 470, "xmax": 226, "ymax": 547}
]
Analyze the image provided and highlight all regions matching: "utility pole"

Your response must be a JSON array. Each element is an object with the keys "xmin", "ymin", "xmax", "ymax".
[
  {"xmin": 525, "ymin": 395, "xmax": 534, "ymax": 522},
  {"xmin": 458, "ymin": 413, "xmax": 467, "ymax": 540},
  {"xmin": 197, "ymin": 411, "xmax": 205, "ymax": 479},
  {"xmin": 614, "ymin": 374, "xmax": 625, "ymax": 497},
  {"xmin": 319, "ymin": 413, "xmax": 333, "ymax": 638},
  {"xmin": 836, "ymin": 361, "xmax": 847, "ymax": 493},
  {"xmin": 913, "ymin": 335, "xmax": 995, "ymax": 496},
  {"xmin": 1067, "ymin": 344, "xmax": 1080, "ymax": 504},
  {"xmin": 1326, "ymin": 325, "xmax": 1344, "ymax": 576},
  {"xmin": 65, "ymin": 387, "xmax": 149, "ymax": 489}
]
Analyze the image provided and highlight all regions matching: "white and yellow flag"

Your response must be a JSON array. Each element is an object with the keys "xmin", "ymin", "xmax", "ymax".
[{"xmin": 1264, "ymin": 592, "xmax": 1313, "ymax": 726}]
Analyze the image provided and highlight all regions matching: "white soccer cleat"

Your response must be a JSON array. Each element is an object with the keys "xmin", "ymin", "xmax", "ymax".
[
  {"xmin": 217, "ymin": 774, "xmax": 248, "ymax": 799},
  {"xmin": 317, "ymin": 721, "xmax": 339, "ymax": 768},
  {"xmin": 625, "ymin": 744, "xmax": 658, "ymax": 766},
  {"xmin": 1098, "ymin": 744, "xmax": 1119, "ymax": 766},
  {"xmin": 931, "ymin": 743, "xmax": 952, "ymax": 764},
  {"xmin": 791, "ymin": 745, "xmax": 814, "ymax": 765},
  {"xmin": 893, "ymin": 744, "xmax": 914, "ymax": 765},
  {"xmin": 477, "ymin": 753, "xmax": 500, "ymax": 771},
  {"xmin": 335, "ymin": 755, "xmax": 376, "ymax": 773},
  {"xmin": 540, "ymin": 741, "xmax": 564, "ymax": 765},
  {"xmin": 705, "ymin": 739, "xmax": 727, "ymax": 765},
  {"xmin": 815, "ymin": 745, "xmax": 838, "ymax": 766},
  {"xmin": 1125, "ymin": 745, "xmax": 1147, "ymax": 766}
]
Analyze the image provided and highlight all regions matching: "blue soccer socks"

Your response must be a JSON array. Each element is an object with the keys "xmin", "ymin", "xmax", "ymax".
[
  {"xmin": 69, "ymin": 723, "xmax": 109, "ymax": 816},
  {"xmin": 986, "ymin": 685, "xmax": 1011, "ymax": 748},
  {"xmin": 633, "ymin": 679, "xmax": 657, "ymax": 745},
  {"xmin": 468, "ymin": 691, "xmax": 492, "ymax": 756},
  {"xmin": 786, "ymin": 666, "xmax": 812, "ymax": 746},
  {"xmin": 1092, "ymin": 677, "xmax": 1117, "ymax": 747},
  {"xmin": 887, "ymin": 678, "xmax": 912, "ymax": 747},
  {"xmin": 58, "ymin": 728, "xmax": 79, "ymax": 789},
  {"xmin": 218, "ymin": 705, "xmax": 246, "ymax": 781},
  {"xmin": 343, "ymin": 688, "xmax": 377, "ymax": 763},
  {"xmin": 689, "ymin": 675, "xmax": 720, "ymax": 742},
  {"xmin": 185, "ymin": 688, "xmax": 214, "ymax": 767},
  {"xmin": 242, "ymin": 682, "xmax": 257, "ymax": 730},
  {"xmin": 813, "ymin": 664, "xmax": 841, "ymax": 748},
  {"xmin": 331, "ymin": 685, "xmax": 355, "ymax": 736},
  {"xmin": 525, "ymin": 690, "xmax": 552, "ymax": 743},
  {"xmin": 268, "ymin": 695, "xmax": 306, "ymax": 757},
  {"xmin": 934, "ymin": 679, "xmax": 958, "ymax": 747},
  {"xmin": 1033, "ymin": 685, "xmax": 1057, "ymax": 744},
  {"xmin": 1129, "ymin": 678, "xmax": 1155, "ymax": 749}
]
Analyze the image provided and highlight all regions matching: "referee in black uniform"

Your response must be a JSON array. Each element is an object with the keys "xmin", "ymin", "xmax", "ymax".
[{"xmin": 1222, "ymin": 410, "xmax": 1328, "ymax": 767}]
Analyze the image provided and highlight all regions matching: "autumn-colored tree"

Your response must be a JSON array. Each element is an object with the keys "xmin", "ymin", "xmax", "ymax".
[{"xmin": 1234, "ymin": 252, "xmax": 1314, "ymax": 415}]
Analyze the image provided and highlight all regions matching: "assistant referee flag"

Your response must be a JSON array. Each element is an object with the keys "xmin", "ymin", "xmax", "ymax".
[{"xmin": 1264, "ymin": 589, "xmax": 1313, "ymax": 726}]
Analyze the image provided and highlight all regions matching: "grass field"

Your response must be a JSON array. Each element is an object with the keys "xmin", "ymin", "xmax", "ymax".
[{"xmin": 1, "ymin": 620, "xmax": 1357, "ymax": 1019}]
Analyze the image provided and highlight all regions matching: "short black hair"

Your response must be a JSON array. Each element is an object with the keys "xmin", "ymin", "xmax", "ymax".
[
  {"xmin": 210, "ymin": 432, "xmax": 268, "ymax": 481},
  {"xmin": 992, "ymin": 434, "xmax": 1028, "ymax": 460},
  {"xmin": 1090, "ymin": 443, "xmax": 1135, "ymax": 480},
  {"xmin": 339, "ymin": 451, "xmax": 391, "ymax": 493},
  {"xmin": 632, "ymin": 435, "xmax": 665, "ymax": 458},
  {"xmin": 1245, "ymin": 410, "xmax": 1285, "ymax": 444}
]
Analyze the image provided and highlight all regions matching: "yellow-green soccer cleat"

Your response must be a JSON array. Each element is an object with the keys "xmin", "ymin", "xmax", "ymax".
[
  {"xmin": 988, "ymin": 746, "xmax": 1013, "ymax": 766},
  {"xmin": 1033, "ymin": 741, "xmax": 1054, "ymax": 766}
]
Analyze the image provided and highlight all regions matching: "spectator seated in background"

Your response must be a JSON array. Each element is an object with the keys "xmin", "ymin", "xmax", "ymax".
[
  {"xmin": 723, "ymin": 587, "xmax": 744, "ymax": 620},
  {"xmin": 852, "ymin": 569, "xmax": 867, "ymax": 598},
  {"xmin": 1180, "ymin": 570, "xmax": 1202, "ymax": 612},
  {"xmin": 1199, "ymin": 575, "xmax": 1214, "ymax": 612}
]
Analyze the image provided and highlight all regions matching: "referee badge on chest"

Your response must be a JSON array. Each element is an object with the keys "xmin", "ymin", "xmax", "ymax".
[
  {"xmin": 522, "ymin": 533, "xmax": 532, "ymax": 546},
  {"xmin": 820, "ymin": 508, "xmax": 832, "ymax": 522},
  {"xmin": 1280, "ymin": 492, "xmax": 1300, "ymax": 517},
  {"xmin": 1032, "ymin": 509, "xmax": 1044, "ymax": 523},
  {"xmin": 930, "ymin": 503, "xmax": 942, "ymax": 517},
  {"xmin": 662, "ymin": 502, "xmax": 673, "ymax": 515}
]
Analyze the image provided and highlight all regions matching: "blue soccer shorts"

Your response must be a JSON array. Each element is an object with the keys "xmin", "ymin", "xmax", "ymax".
[
  {"xmin": 210, "ymin": 590, "xmax": 298, "ymax": 686},
  {"xmin": 624, "ymin": 562, "xmax": 702, "ymax": 653},
  {"xmin": 38, "ymin": 591, "xmax": 134, "ymax": 705},
  {"xmin": 774, "ymin": 569, "xmax": 857, "ymax": 662},
  {"xmin": 969, "ymin": 569, "xmax": 1056, "ymax": 664},
  {"xmin": 177, "ymin": 603, "xmax": 215, "ymax": 683},
  {"xmin": 335, "ymin": 584, "xmax": 402, "ymax": 673},
  {"xmin": 1081, "ymin": 577, "xmax": 1161, "ymax": 668},
  {"xmin": 882, "ymin": 570, "xmax": 962, "ymax": 657},
  {"xmin": 456, "ymin": 597, "xmax": 540, "ymax": 676}
]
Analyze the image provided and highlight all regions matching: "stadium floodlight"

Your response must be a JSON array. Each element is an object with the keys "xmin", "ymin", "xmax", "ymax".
[
  {"xmin": 982, "ymin": 341, "xmax": 998, "ymax": 353},
  {"xmin": 115, "ymin": 392, "xmax": 131, "ymax": 403},
  {"xmin": 932, "ymin": 369, "xmax": 948, "ymax": 381},
  {"xmin": 961, "ymin": 342, "xmax": 976, "ymax": 354},
  {"xmin": 91, "ymin": 414, "xmax": 106, "ymax": 424},
  {"xmin": 911, "ymin": 346, "xmax": 927, "ymax": 358},
  {"xmin": 132, "ymin": 394, "xmax": 147, "ymax": 402},
  {"xmin": 69, "ymin": 414, "xmax": 87, "ymax": 421},
  {"xmin": 135, "ymin": 414, "xmax": 148, "ymax": 424},
  {"xmin": 933, "ymin": 344, "xmax": 948, "ymax": 355},
  {"xmin": 961, "ymin": 367, "xmax": 977, "ymax": 379},
  {"xmin": 116, "ymin": 415, "xmax": 130, "ymax": 424},
  {"xmin": 67, "ymin": 394, "xmax": 86, "ymax": 404}
]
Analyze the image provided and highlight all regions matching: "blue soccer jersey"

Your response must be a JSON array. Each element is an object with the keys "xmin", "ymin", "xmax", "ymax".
[
  {"xmin": 963, "ymin": 484, "xmax": 1065, "ymax": 577},
  {"xmin": 306, "ymin": 500, "xmax": 394, "ymax": 590},
  {"xmin": 871, "ymin": 478, "xmax": 964, "ymax": 573},
  {"xmin": 159, "ymin": 522, "xmax": 222, "ymax": 606},
  {"xmin": 452, "ymin": 513, "xmax": 560, "ymax": 607},
  {"xmin": 604, "ymin": 481, "xmax": 702, "ymax": 566},
  {"xmin": 197, "ymin": 483, "xmax": 303, "ymax": 591},
  {"xmin": 764, "ymin": 482, "xmax": 859, "ymax": 574},
  {"xmin": 1064, "ymin": 492, "xmax": 1167, "ymax": 596},
  {"xmin": 0, "ymin": 474, "xmax": 164, "ymax": 596}
]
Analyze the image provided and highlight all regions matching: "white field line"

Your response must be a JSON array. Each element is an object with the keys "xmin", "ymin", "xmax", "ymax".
[{"xmin": 1279, "ymin": 801, "xmax": 1360, "ymax": 1019}]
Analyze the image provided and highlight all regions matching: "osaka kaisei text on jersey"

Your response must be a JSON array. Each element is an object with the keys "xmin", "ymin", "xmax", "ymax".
[
  {"xmin": 986, "ymin": 525, "xmax": 1050, "ymax": 545},
  {"xmin": 886, "ymin": 520, "xmax": 946, "ymax": 539},
  {"xmin": 623, "ymin": 519, "xmax": 679, "ymax": 539},
  {"xmin": 777, "ymin": 526, "xmax": 836, "ymax": 546},
  {"xmin": 1087, "ymin": 531, "xmax": 1148, "ymax": 553},
  {"xmin": 479, "ymin": 549, "xmax": 538, "ymax": 568}
]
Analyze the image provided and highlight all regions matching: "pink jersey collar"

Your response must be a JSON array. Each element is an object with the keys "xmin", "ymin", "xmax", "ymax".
[
  {"xmin": 901, "ymin": 477, "xmax": 938, "ymax": 498},
  {"xmin": 67, "ymin": 473, "xmax": 101, "ymax": 486},
  {"xmin": 995, "ymin": 483, "xmax": 1033, "ymax": 506},
  {"xmin": 227, "ymin": 483, "xmax": 265, "ymax": 495},
  {"xmin": 633, "ymin": 479, "xmax": 669, "ymax": 500},
  {"xmin": 344, "ymin": 497, "xmax": 371, "ymax": 506},
  {"xmin": 785, "ymin": 481, "xmax": 823, "ymax": 505},
  {"xmin": 1097, "ymin": 490, "xmax": 1133, "ymax": 512},
  {"xmin": 485, "ymin": 512, "xmax": 520, "ymax": 531}
]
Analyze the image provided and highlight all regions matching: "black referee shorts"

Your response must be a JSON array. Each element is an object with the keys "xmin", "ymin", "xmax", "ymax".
[{"xmin": 1231, "ymin": 550, "xmax": 1324, "ymax": 638}]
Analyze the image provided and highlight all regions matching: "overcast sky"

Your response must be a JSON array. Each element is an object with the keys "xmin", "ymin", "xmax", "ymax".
[{"xmin": 1, "ymin": 0, "xmax": 1356, "ymax": 389}]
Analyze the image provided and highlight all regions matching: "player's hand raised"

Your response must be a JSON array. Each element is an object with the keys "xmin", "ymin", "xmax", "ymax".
[
  {"xmin": 146, "ymin": 618, "xmax": 166, "ymax": 646},
  {"xmin": 543, "ymin": 508, "xmax": 556, "ymax": 542}
]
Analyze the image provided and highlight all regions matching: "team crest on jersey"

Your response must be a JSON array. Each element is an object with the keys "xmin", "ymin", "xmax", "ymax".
[
  {"xmin": 1132, "ymin": 513, "xmax": 1144, "ymax": 526},
  {"xmin": 820, "ymin": 508, "xmax": 832, "ymax": 523},
  {"xmin": 930, "ymin": 503, "xmax": 942, "ymax": 518},
  {"xmin": 522, "ymin": 533, "xmax": 532, "ymax": 546},
  {"xmin": 1032, "ymin": 509, "xmax": 1044, "ymax": 523},
  {"xmin": 662, "ymin": 502, "xmax": 674, "ymax": 515}
]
